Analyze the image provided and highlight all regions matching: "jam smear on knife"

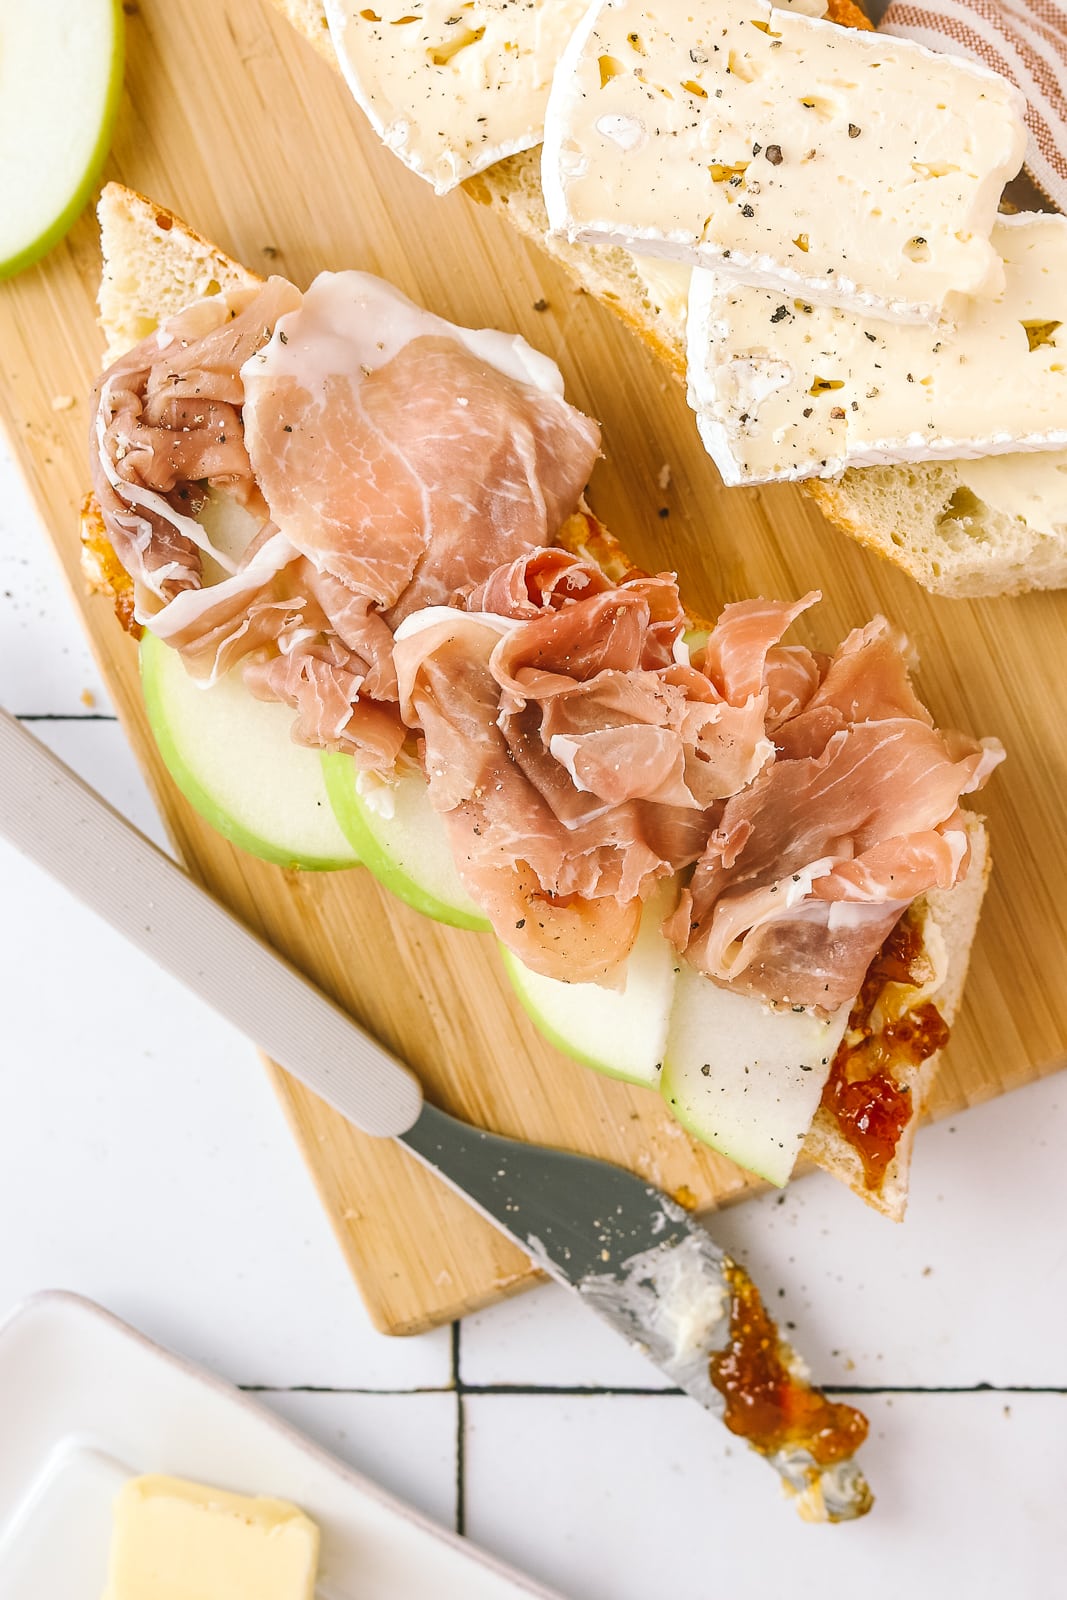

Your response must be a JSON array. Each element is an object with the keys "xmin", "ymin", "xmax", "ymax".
[{"xmin": 710, "ymin": 1263, "xmax": 868, "ymax": 1467}]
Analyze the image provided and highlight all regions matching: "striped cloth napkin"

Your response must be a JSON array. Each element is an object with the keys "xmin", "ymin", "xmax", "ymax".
[{"xmin": 880, "ymin": 0, "xmax": 1067, "ymax": 211}]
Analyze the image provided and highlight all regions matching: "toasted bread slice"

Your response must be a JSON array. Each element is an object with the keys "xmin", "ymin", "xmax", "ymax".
[
  {"xmin": 271, "ymin": 0, "xmax": 1067, "ymax": 600},
  {"xmin": 83, "ymin": 183, "xmax": 991, "ymax": 1217},
  {"xmin": 802, "ymin": 812, "xmax": 990, "ymax": 1220}
]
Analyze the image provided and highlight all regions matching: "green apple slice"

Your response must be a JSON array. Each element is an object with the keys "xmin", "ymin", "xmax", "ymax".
[
  {"xmin": 321, "ymin": 753, "xmax": 489, "ymax": 930},
  {"xmin": 0, "ymin": 0, "xmax": 124, "ymax": 279},
  {"xmin": 501, "ymin": 884, "xmax": 678, "ymax": 1087},
  {"xmin": 662, "ymin": 967, "xmax": 850, "ymax": 1186},
  {"xmin": 141, "ymin": 630, "xmax": 360, "ymax": 871}
]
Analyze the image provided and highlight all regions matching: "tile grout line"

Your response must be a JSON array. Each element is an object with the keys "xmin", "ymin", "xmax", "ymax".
[
  {"xmin": 238, "ymin": 1381, "xmax": 1067, "ymax": 1397},
  {"xmin": 452, "ymin": 1321, "xmax": 466, "ymax": 1538},
  {"xmin": 15, "ymin": 712, "xmax": 117, "ymax": 723}
]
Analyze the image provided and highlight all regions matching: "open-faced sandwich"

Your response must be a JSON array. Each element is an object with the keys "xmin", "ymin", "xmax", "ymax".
[
  {"xmin": 273, "ymin": 0, "xmax": 1067, "ymax": 598},
  {"xmin": 83, "ymin": 183, "xmax": 1002, "ymax": 1223}
]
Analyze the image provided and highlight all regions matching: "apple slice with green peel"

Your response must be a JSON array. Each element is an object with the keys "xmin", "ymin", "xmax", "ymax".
[
  {"xmin": 141, "ymin": 631, "xmax": 360, "ymax": 872},
  {"xmin": 501, "ymin": 884, "xmax": 678, "ymax": 1087},
  {"xmin": 321, "ymin": 753, "xmax": 489, "ymax": 930},
  {"xmin": 0, "ymin": 0, "xmax": 124, "ymax": 279},
  {"xmin": 662, "ymin": 967, "xmax": 850, "ymax": 1185}
]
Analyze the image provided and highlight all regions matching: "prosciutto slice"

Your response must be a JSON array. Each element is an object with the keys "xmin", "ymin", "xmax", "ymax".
[
  {"xmin": 90, "ymin": 279, "xmax": 301, "ymax": 608},
  {"xmin": 90, "ymin": 272, "xmax": 599, "ymax": 768},
  {"xmin": 393, "ymin": 554, "xmax": 811, "ymax": 980},
  {"xmin": 240, "ymin": 272, "xmax": 601, "ymax": 619},
  {"xmin": 667, "ymin": 618, "xmax": 1005, "ymax": 1013}
]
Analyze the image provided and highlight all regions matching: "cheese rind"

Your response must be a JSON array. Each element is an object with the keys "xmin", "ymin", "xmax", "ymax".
[
  {"xmin": 686, "ymin": 214, "xmax": 1067, "ymax": 486},
  {"xmin": 103, "ymin": 1474, "xmax": 320, "ymax": 1600},
  {"xmin": 542, "ymin": 0, "xmax": 1026, "ymax": 324},
  {"xmin": 325, "ymin": 0, "xmax": 590, "ymax": 193}
]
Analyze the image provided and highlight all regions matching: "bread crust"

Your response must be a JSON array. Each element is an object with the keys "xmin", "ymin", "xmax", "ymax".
[{"xmin": 84, "ymin": 182, "xmax": 992, "ymax": 1217}]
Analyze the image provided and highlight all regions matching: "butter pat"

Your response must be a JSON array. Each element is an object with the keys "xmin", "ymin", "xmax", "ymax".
[
  {"xmin": 325, "ymin": 0, "xmax": 590, "ymax": 193},
  {"xmin": 103, "ymin": 1475, "xmax": 319, "ymax": 1600},
  {"xmin": 686, "ymin": 214, "xmax": 1067, "ymax": 485},
  {"xmin": 542, "ymin": 0, "xmax": 1025, "ymax": 324}
]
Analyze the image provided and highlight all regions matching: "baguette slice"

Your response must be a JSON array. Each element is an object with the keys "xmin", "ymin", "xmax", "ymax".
[
  {"xmin": 274, "ymin": 0, "xmax": 1067, "ymax": 599},
  {"xmin": 82, "ymin": 182, "xmax": 991, "ymax": 1218}
]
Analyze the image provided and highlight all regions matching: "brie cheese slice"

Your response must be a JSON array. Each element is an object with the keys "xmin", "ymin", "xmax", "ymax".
[
  {"xmin": 325, "ymin": 0, "xmax": 589, "ymax": 193},
  {"xmin": 961, "ymin": 450, "xmax": 1067, "ymax": 541},
  {"xmin": 631, "ymin": 253, "xmax": 692, "ymax": 324},
  {"xmin": 686, "ymin": 214, "xmax": 1067, "ymax": 485},
  {"xmin": 542, "ymin": 0, "xmax": 1026, "ymax": 324}
]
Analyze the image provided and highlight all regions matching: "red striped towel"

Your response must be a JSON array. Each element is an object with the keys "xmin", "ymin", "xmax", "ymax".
[{"xmin": 880, "ymin": 0, "xmax": 1067, "ymax": 211}]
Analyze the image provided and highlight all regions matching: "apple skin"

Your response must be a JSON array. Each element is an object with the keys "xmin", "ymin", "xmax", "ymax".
[
  {"xmin": 0, "ymin": 0, "xmax": 125, "ymax": 280},
  {"xmin": 141, "ymin": 631, "xmax": 360, "ymax": 872},
  {"xmin": 501, "ymin": 949, "xmax": 667, "ymax": 1088},
  {"xmin": 321, "ymin": 751, "xmax": 489, "ymax": 931},
  {"xmin": 500, "ymin": 883, "xmax": 677, "ymax": 1088}
]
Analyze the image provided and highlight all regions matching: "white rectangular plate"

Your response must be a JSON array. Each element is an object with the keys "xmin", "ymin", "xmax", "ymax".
[{"xmin": 0, "ymin": 1292, "xmax": 565, "ymax": 1600}]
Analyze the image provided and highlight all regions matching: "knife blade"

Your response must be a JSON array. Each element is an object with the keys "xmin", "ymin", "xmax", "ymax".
[{"xmin": 0, "ymin": 707, "xmax": 872, "ymax": 1520}]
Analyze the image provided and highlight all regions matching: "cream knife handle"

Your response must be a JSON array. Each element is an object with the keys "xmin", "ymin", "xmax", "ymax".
[{"xmin": 0, "ymin": 709, "xmax": 423, "ymax": 1138}]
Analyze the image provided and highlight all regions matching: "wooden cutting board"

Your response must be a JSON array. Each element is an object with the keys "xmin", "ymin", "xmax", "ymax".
[{"xmin": 1, "ymin": 0, "xmax": 1064, "ymax": 1335}]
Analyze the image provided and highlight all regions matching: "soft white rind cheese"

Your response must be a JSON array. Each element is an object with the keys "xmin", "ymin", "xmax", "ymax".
[
  {"xmin": 325, "ymin": 0, "xmax": 590, "ymax": 193},
  {"xmin": 686, "ymin": 214, "xmax": 1067, "ymax": 485},
  {"xmin": 631, "ymin": 254, "xmax": 693, "ymax": 323},
  {"xmin": 961, "ymin": 450, "xmax": 1067, "ymax": 540},
  {"xmin": 542, "ymin": 0, "xmax": 1026, "ymax": 324}
]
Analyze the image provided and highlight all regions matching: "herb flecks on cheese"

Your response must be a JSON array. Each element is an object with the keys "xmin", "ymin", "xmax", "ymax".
[
  {"xmin": 685, "ymin": 214, "xmax": 1067, "ymax": 486},
  {"xmin": 326, "ymin": 0, "xmax": 589, "ymax": 193},
  {"xmin": 542, "ymin": 0, "xmax": 1026, "ymax": 325}
]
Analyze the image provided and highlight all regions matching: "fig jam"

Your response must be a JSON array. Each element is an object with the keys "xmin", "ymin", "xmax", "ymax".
[{"xmin": 820, "ymin": 916, "xmax": 950, "ymax": 1189}]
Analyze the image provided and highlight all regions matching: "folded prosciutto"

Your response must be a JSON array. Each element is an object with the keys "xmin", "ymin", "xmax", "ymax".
[
  {"xmin": 393, "ymin": 551, "xmax": 818, "ymax": 980},
  {"xmin": 90, "ymin": 264, "xmax": 1003, "ymax": 1016},
  {"xmin": 90, "ymin": 272, "xmax": 600, "ymax": 769},
  {"xmin": 666, "ymin": 619, "xmax": 1005, "ymax": 1013}
]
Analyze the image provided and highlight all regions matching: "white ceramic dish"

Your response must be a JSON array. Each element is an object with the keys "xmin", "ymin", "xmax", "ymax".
[{"xmin": 0, "ymin": 1292, "xmax": 565, "ymax": 1600}]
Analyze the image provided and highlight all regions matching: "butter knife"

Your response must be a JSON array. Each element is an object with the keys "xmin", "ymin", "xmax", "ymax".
[{"xmin": 0, "ymin": 707, "xmax": 872, "ymax": 1521}]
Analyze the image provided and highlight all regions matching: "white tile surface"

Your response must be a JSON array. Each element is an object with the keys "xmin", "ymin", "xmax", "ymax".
[
  {"xmin": 261, "ymin": 1391, "xmax": 459, "ymax": 1529},
  {"xmin": 464, "ymin": 1391, "xmax": 1067, "ymax": 1599},
  {"xmin": 708, "ymin": 1077, "xmax": 1067, "ymax": 1388},
  {"xmin": 0, "ymin": 447, "xmax": 110, "ymax": 716},
  {"xmin": 0, "ymin": 821, "xmax": 452, "ymax": 1388}
]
